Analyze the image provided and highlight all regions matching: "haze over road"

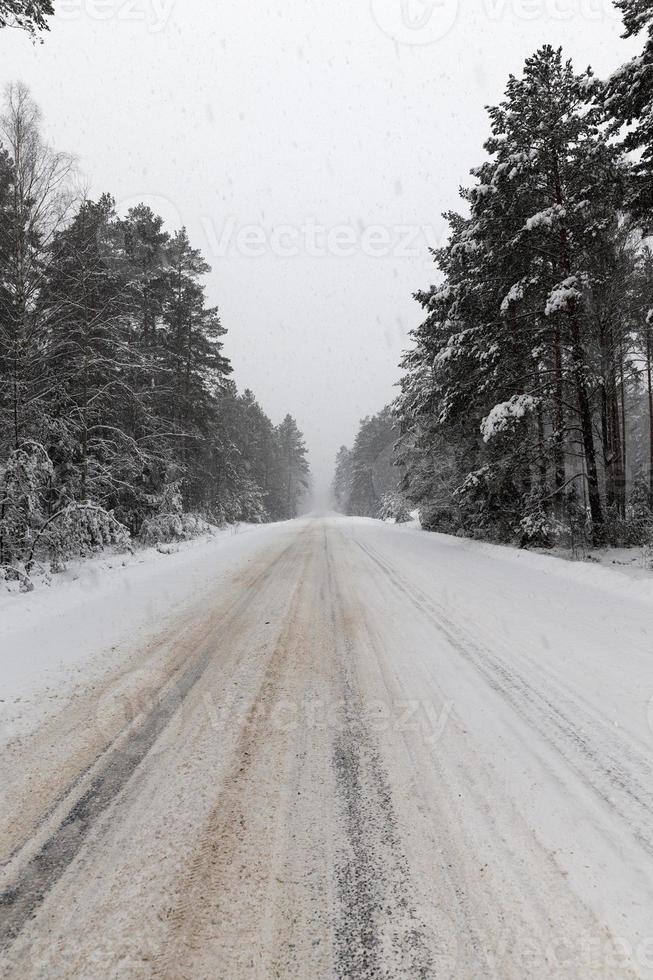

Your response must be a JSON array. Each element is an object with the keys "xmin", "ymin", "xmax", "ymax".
[{"xmin": 1, "ymin": 517, "xmax": 652, "ymax": 978}]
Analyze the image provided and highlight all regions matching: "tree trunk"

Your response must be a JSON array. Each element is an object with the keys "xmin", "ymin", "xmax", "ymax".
[
  {"xmin": 611, "ymin": 369, "xmax": 625, "ymax": 516},
  {"xmin": 600, "ymin": 320, "xmax": 625, "ymax": 518},
  {"xmin": 550, "ymin": 152, "xmax": 603, "ymax": 542},
  {"xmin": 599, "ymin": 320, "xmax": 615, "ymax": 512},
  {"xmin": 81, "ymin": 276, "xmax": 90, "ymax": 503},
  {"xmin": 536, "ymin": 397, "xmax": 548, "ymax": 501},
  {"xmin": 570, "ymin": 321, "xmax": 604, "ymax": 545},
  {"xmin": 620, "ymin": 338, "xmax": 627, "ymax": 506},
  {"xmin": 646, "ymin": 323, "xmax": 653, "ymax": 510},
  {"xmin": 552, "ymin": 319, "xmax": 566, "ymax": 511}
]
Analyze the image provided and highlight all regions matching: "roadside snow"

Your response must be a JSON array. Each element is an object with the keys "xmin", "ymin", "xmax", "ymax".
[
  {"xmin": 0, "ymin": 522, "xmax": 303, "ymax": 741},
  {"xmin": 378, "ymin": 516, "xmax": 653, "ymax": 600}
]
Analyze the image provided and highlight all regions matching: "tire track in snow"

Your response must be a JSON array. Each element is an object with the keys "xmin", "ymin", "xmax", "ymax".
[
  {"xmin": 324, "ymin": 532, "xmax": 439, "ymax": 980},
  {"xmin": 0, "ymin": 538, "xmax": 297, "ymax": 953},
  {"xmin": 150, "ymin": 544, "xmax": 313, "ymax": 980},
  {"xmin": 153, "ymin": 526, "xmax": 440, "ymax": 979},
  {"xmin": 331, "ymin": 709, "xmax": 436, "ymax": 980},
  {"xmin": 352, "ymin": 535, "xmax": 653, "ymax": 858}
]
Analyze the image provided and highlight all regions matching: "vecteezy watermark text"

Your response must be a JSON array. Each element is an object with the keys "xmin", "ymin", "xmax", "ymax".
[
  {"xmin": 201, "ymin": 694, "xmax": 455, "ymax": 747},
  {"xmin": 370, "ymin": 0, "xmax": 620, "ymax": 46},
  {"xmin": 201, "ymin": 216, "xmax": 442, "ymax": 259},
  {"xmin": 57, "ymin": 0, "xmax": 175, "ymax": 32}
]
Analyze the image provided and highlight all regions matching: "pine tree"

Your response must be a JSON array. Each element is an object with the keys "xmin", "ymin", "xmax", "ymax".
[
  {"xmin": 38, "ymin": 195, "xmax": 169, "ymax": 521},
  {"xmin": 332, "ymin": 446, "xmax": 353, "ymax": 512},
  {"xmin": 160, "ymin": 228, "xmax": 232, "ymax": 510},
  {"xmin": 203, "ymin": 383, "xmax": 270, "ymax": 524},
  {"xmin": 631, "ymin": 246, "xmax": 653, "ymax": 507},
  {"xmin": 122, "ymin": 204, "xmax": 170, "ymax": 348},
  {"xmin": 271, "ymin": 415, "xmax": 310, "ymax": 520},
  {"xmin": 0, "ymin": 0, "xmax": 53, "ymax": 36},
  {"xmin": 603, "ymin": 0, "xmax": 653, "ymax": 223},
  {"xmin": 344, "ymin": 408, "xmax": 400, "ymax": 518},
  {"xmin": 236, "ymin": 389, "xmax": 277, "ymax": 515},
  {"xmin": 0, "ymin": 87, "xmax": 311, "ymax": 581},
  {"xmin": 483, "ymin": 47, "xmax": 626, "ymax": 542},
  {"xmin": 0, "ymin": 142, "xmax": 14, "ymax": 433},
  {"xmin": 0, "ymin": 83, "xmax": 74, "ymax": 454},
  {"xmin": 399, "ymin": 47, "xmax": 627, "ymax": 546}
]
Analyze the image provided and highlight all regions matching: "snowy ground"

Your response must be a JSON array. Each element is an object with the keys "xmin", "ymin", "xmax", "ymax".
[
  {"xmin": 0, "ymin": 522, "xmax": 304, "ymax": 741},
  {"xmin": 537, "ymin": 541, "xmax": 653, "ymax": 581},
  {"xmin": 1, "ymin": 515, "xmax": 653, "ymax": 978}
]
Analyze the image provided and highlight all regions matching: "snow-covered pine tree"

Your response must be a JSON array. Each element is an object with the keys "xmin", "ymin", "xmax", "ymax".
[
  {"xmin": 37, "ymin": 195, "xmax": 170, "ymax": 522},
  {"xmin": 397, "ymin": 209, "xmax": 506, "ymax": 537},
  {"xmin": 202, "ymin": 383, "xmax": 270, "ymax": 525},
  {"xmin": 0, "ymin": 142, "xmax": 14, "ymax": 442},
  {"xmin": 399, "ymin": 47, "xmax": 628, "ymax": 546},
  {"xmin": 603, "ymin": 0, "xmax": 653, "ymax": 224},
  {"xmin": 233, "ymin": 389, "xmax": 278, "ymax": 519},
  {"xmin": 601, "ymin": 0, "xmax": 653, "ymax": 517},
  {"xmin": 631, "ymin": 246, "xmax": 653, "ymax": 508},
  {"xmin": 122, "ymin": 204, "xmax": 170, "ymax": 349},
  {"xmin": 344, "ymin": 407, "xmax": 400, "ymax": 518},
  {"xmin": 160, "ymin": 227, "xmax": 232, "ymax": 512},
  {"xmin": 585, "ymin": 217, "xmax": 638, "ymax": 519},
  {"xmin": 331, "ymin": 446, "xmax": 353, "ymax": 512},
  {"xmin": 482, "ymin": 47, "xmax": 628, "ymax": 543},
  {"xmin": 0, "ymin": 83, "xmax": 74, "ymax": 454},
  {"xmin": 270, "ymin": 415, "xmax": 310, "ymax": 520},
  {"xmin": 0, "ymin": 86, "xmax": 312, "ymax": 579},
  {"xmin": 0, "ymin": 0, "xmax": 53, "ymax": 35}
]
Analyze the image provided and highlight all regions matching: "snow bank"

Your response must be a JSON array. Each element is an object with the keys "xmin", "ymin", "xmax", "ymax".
[
  {"xmin": 365, "ymin": 516, "xmax": 653, "ymax": 605},
  {"xmin": 0, "ymin": 522, "xmax": 300, "ymax": 740}
]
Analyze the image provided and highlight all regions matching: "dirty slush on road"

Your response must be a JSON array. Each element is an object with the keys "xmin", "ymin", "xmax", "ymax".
[
  {"xmin": 0, "ymin": 523, "xmax": 445, "ymax": 979},
  {"xmin": 1, "ymin": 517, "xmax": 645, "ymax": 979}
]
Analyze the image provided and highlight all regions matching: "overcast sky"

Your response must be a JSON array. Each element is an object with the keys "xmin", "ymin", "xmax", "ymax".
[{"xmin": 0, "ymin": 0, "xmax": 639, "ymax": 497}]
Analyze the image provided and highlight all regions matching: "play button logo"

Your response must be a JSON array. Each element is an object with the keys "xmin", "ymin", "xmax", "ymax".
[{"xmin": 370, "ymin": 0, "xmax": 459, "ymax": 45}]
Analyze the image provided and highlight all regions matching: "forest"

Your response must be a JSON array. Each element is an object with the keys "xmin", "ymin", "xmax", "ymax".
[
  {"xmin": 332, "ymin": 407, "xmax": 406, "ymax": 521},
  {"xmin": 0, "ymin": 79, "xmax": 309, "ymax": 589},
  {"xmin": 339, "ymin": 0, "xmax": 653, "ymax": 552}
]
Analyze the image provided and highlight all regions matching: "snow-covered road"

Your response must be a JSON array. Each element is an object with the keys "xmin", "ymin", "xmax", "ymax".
[{"xmin": 1, "ymin": 516, "xmax": 653, "ymax": 978}]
